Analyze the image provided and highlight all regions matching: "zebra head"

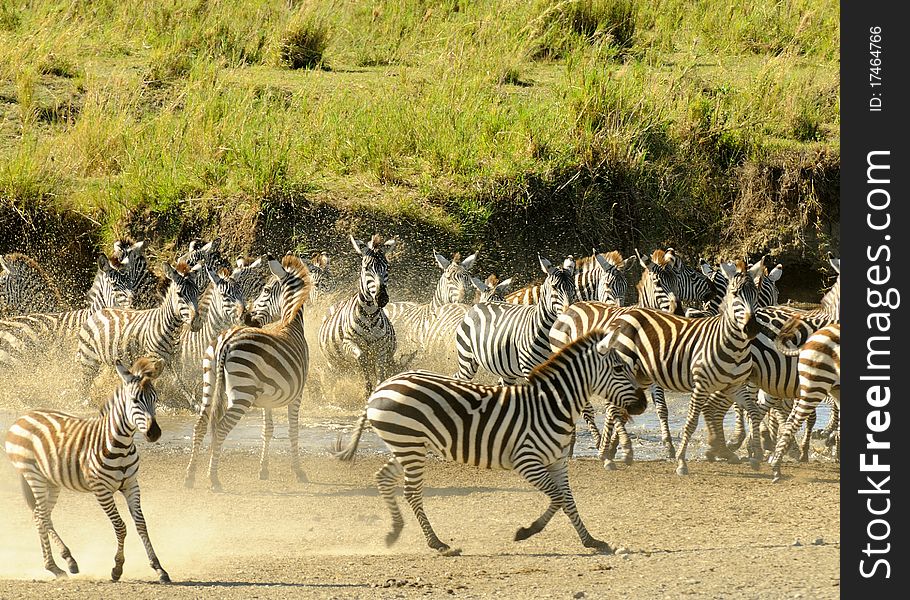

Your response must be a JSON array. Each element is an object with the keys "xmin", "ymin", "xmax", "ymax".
[
  {"xmin": 471, "ymin": 274, "xmax": 512, "ymax": 303},
  {"xmin": 592, "ymin": 336, "xmax": 648, "ymax": 417},
  {"xmin": 162, "ymin": 261, "xmax": 204, "ymax": 332},
  {"xmin": 115, "ymin": 357, "xmax": 163, "ymax": 442},
  {"xmin": 179, "ymin": 239, "xmax": 229, "ymax": 289},
  {"xmin": 251, "ymin": 255, "xmax": 314, "ymax": 325},
  {"xmin": 231, "ymin": 255, "xmax": 270, "ymax": 311},
  {"xmin": 351, "ymin": 234, "xmax": 395, "ymax": 309},
  {"xmin": 433, "ymin": 250, "xmax": 478, "ymax": 305},
  {"xmin": 719, "ymin": 261, "xmax": 762, "ymax": 338},
  {"xmin": 96, "ymin": 253, "xmax": 135, "ymax": 309},
  {"xmin": 205, "ymin": 263, "xmax": 248, "ymax": 323},
  {"xmin": 593, "ymin": 250, "xmax": 634, "ymax": 306},
  {"xmin": 665, "ymin": 248, "xmax": 713, "ymax": 305},
  {"xmin": 538, "ymin": 255, "xmax": 578, "ymax": 315},
  {"xmin": 305, "ymin": 252, "xmax": 333, "ymax": 303},
  {"xmin": 754, "ymin": 256, "xmax": 783, "ymax": 308},
  {"xmin": 635, "ymin": 249, "xmax": 679, "ymax": 313}
]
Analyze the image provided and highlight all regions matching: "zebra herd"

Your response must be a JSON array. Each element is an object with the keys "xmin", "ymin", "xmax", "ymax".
[{"xmin": 1, "ymin": 234, "xmax": 841, "ymax": 575}]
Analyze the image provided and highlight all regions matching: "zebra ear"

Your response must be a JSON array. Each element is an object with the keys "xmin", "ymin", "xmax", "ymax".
[
  {"xmin": 621, "ymin": 255, "xmax": 635, "ymax": 272},
  {"xmin": 594, "ymin": 253, "xmax": 613, "ymax": 273},
  {"xmin": 434, "ymin": 251, "xmax": 451, "ymax": 270},
  {"xmin": 97, "ymin": 253, "xmax": 112, "ymax": 273},
  {"xmin": 268, "ymin": 258, "xmax": 287, "ymax": 279},
  {"xmin": 496, "ymin": 278, "xmax": 513, "ymax": 293},
  {"xmin": 538, "ymin": 255, "xmax": 554, "ymax": 275},
  {"xmin": 768, "ymin": 264, "xmax": 783, "ymax": 282},
  {"xmin": 470, "ymin": 276, "xmax": 488, "ymax": 292},
  {"xmin": 350, "ymin": 235, "xmax": 366, "ymax": 256},
  {"xmin": 747, "ymin": 260, "xmax": 764, "ymax": 283},
  {"xmin": 460, "ymin": 252, "xmax": 478, "ymax": 271},
  {"xmin": 719, "ymin": 262, "xmax": 737, "ymax": 280},
  {"xmin": 162, "ymin": 262, "xmax": 182, "ymax": 283},
  {"xmin": 635, "ymin": 248, "xmax": 650, "ymax": 269},
  {"xmin": 235, "ymin": 256, "xmax": 245, "ymax": 269},
  {"xmin": 131, "ymin": 240, "xmax": 147, "ymax": 253},
  {"xmin": 595, "ymin": 334, "xmax": 614, "ymax": 355},
  {"xmin": 700, "ymin": 262, "xmax": 714, "ymax": 276},
  {"xmin": 188, "ymin": 240, "xmax": 199, "ymax": 252},
  {"xmin": 384, "ymin": 237, "xmax": 397, "ymax": 253},
  {"xmin": 115, "ymin": 360, "xmax": 132, "ymax": 382},
  {"xmin": 562, "ymin": 256, "xmax": 576, "ymax": 274},
  {"xmin": 250, "ymin": 257, "xmax": 263, "ymax": 269},
  {"xmin": 206, "ymin": 262, "xmax": 223, "ymax": 285},
  {"xmin": 829, "ymin": 255, "xmax": 840, "ymax": 274}
]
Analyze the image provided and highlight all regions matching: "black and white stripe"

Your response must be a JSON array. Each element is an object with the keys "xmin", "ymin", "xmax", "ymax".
[
  {"xmin": 0, "ymin": 253, "xmax": 68, "ymax": 316},
  {"xmin": 505, "ymin": 250, "xmax": 633, "ymax": 305},
  {"xmin": 456, "ymin": 255, "xmax": 577, "ymax": 384},
  {"xmin": 4, "ymin": 358, "xmax": 170, "ymax": 582},
  {"xmin": 333, "ymin": 330, "xmax": 647, "ymax": 555},
  {"xmin": 319, "ymin": 234, "xmax": 398, "ymax": 399},
  {"xmin": 184, "ymin": 255, "xmax": 312, "ymax": 491}
]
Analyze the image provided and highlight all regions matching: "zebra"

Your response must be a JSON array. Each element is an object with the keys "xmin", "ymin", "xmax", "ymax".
[
  {"xmin": 599, "ymin": 260, "xmax": 763, "ymax": 475},
  {"xmin": 333, "ymin": 330, "xmax": 648, "ymax": 555},
  {"xmin": 76, "ymin": 261, "xmax": 203, "ymax": 394},
  {"xmin": 109, "ymin": 239, "xmax": 166, "ymax": 309},
  {"xmin": 768, "ymin": 321, "xmax": 840, "ymax": 481},
  {"xmin": 721, "ymin": 255, "xmax": 839, "ymax": 461},
  {"xmin": 305, "ymin": 251, "xmax": 334, "ymax": 304},
  {"xmin": 0, "ymin": 253, "xmax": 69, "ymax": 316},
  {"xmin": 504, "ymin": 250, "xmax": 634, "ymax": 305},
  {"xmin": 687, "ymin": 257, "xmax": 782, "ymax": 317},
  {"xmin": 319, "ymin": 234, "xmax": 398, "ymax": 399},
  {"xmin": 547, "ymin": 248, "xmax": 688, "ymax": 463},
  {"xmin": 171, "ymin": 261, "xmax": 263, "ymax": 407},
  {"xmin": 663, "ymin": 248, "xmax": 714, "ymax": 311},
  {"xmin": 184, "ymin": 254, "xmax": 312, "ymax": 490},
  {"xmin": 4, "ymin": 357, "xmax": 170, "ymax": 582},
  {"xmin": 0, "ymin": 254, "xmax": 135, "ymax": 370},
  {"xmin": 472, "ymin": 274, "xmax": 513, "ymax": 302},
  {"xmin": 455, "ymin": 255, "xmax": 577, "ymax": 385}
]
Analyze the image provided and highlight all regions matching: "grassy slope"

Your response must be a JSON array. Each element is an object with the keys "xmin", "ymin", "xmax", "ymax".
[{"xmin": 0, "ymin": 0, "xmax": 838, "ymax": 270}]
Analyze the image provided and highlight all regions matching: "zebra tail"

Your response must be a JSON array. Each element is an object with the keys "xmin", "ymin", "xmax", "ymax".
[
  {"xmin": 332, "ymin": 410, "xmax": 369, "ymax": 462},
  {"xmin": 775, "ymin": 315, "xmax": 804, "ymax": 357},
  {"xmin": 19, "ymin": 476, "xmax": 35, "ymax": 510},
  {"xmin": 208, "ymin": 339, "xmax": 230, "ymax": 434}
]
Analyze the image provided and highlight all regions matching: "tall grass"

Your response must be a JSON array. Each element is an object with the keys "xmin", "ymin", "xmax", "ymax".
[{"xmin": 0, "ymin": 0, "xmax": 838, "ymax": 247}]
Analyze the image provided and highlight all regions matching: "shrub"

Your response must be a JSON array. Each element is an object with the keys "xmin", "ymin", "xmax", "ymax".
[{"xmin": 278, "ymin": 11, "xmax": 330, "ymax": 70}]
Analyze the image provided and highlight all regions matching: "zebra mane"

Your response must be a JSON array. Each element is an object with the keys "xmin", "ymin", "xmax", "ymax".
[
  {"xmin": 650, "ymin": 249, "xmax": 671, "ymax": 266},
  {"xmin": 99, "ymin": 357, "xmax": 161, "ymax": 415},
  {"xmin": 1, "ymin": 253, "xmax": 65, "ymax": 304},
  {"xmin": 527, "ymin": 330, "xmax": 601, "ymax": 383},
  {"xmin": 276, "ymin": 254, "xmax": 314, "ymax": 320},
  {"xmin": 173, "ymin": 261, "xmax": 192, "ymax": 276},
  {"xmin": 485, "ymin": 274, "xmax": 500, "ymax": 286}
]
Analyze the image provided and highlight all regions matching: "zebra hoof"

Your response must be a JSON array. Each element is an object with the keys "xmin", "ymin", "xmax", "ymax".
[
  {"xmin": 603, "ymin": 460, "xmax": 617, "ymax": 471},
  {"xmin": 749, "ymin": 458, "xmax": 761, "ymax": 471},
  {"xmin": 437, "ymin": 546, "xmax": 462, "ymax": 557},
  {"xmin": 50, "ymin": 567, "xmax": 67, "ymax": 579},
  {"xmin": 183, "ymin": 473, "xmax": 195, "ymax": 489},
  {"xmin": 209, "ymin": 482, "xmax": 224, "ymax": 493},
  {"xmin": 111, "ymin": 565, "xmax": 123, "ymax": 581},
  {"xmin": 724, "ymin": 454, "xmax": 740, "ymax": 465},
  {"xmin": 584, "ymin": 538, "xmax": 614, "ymax": 554},
  {"xmin": 622, "ymin": 453, "xmax": 634, "ymax": 466},
  {"xmin": 158, "ymin": 571, "xmax": 171, "ymax": 583},
  {"xmin": 66, "ymin": 559, "xmax": 79, "ymax": 574},
  {"xmin": 704, "ymin": 451, "xmax": 716, "ymax": 462},
  {"xmin": 675, "ymin": 463, "xmax": 689, "ymax": 476},
  {"xmin": 385, "ymin": 523, "xmax": 404, "ymax": 547},
  {"xmin": 514, "ymin": 525, "xmax": 542, "ymax": 541},
  {"xmin": 771, "ymin": 469, "xmax": 782, "ymax": 483},
  {"xmin": 259, "ymin": 469, "xmax": 269, "ymax": 480}
]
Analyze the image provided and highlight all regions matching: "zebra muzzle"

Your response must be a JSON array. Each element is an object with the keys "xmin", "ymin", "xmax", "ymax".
[{"xmin": 146, "ymin": 419, "xmax": 162, "ymax": 442}]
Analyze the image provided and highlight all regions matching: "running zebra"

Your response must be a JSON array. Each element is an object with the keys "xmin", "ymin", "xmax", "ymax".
[
  {"xmin": 4, "ymin": 357, "xmax": 170, "ymax": 582},
  {"xmin": 505, "ymin": 250, "xmax": 634, "ymax": 305},
  {"xmin": 184, "ymin": 255, "xmax": 312, "ymax": 490},
  {"xmin": 333, "ymin": 330, "xmax": 647, "ymax": 555},
  {"xmin": 769, "ymin": 321, "xmax": 840, "ymax": 481},
  {"xmin": 0, "ymin": 255, "xmax": 134, "ymax": 370},
  {"xmin": 455, "ymin": 255, "xmax": 577, "ymax": 384},
  {"xmin": 0, "ymin": 253, "xmax": 68, "ymax": 316},
  {"xmin": 599, "ymin": 260, "xmax": 763, "ymax": 475},
  {"xmin": 76, "ymin": 262, "xmax": 203, "ymax": 394},
  {"xmin": 318, "ymin": 234, "xmax": 398, "ymax": 399},
  {"xmin": 305, "ymin": 251, "xmax": 334, "ymax": 305}
]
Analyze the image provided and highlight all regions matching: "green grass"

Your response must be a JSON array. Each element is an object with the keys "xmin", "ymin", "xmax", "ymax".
[{"xmin": 0, "ymin": 0, "xmax": 838, "ymax": 256}]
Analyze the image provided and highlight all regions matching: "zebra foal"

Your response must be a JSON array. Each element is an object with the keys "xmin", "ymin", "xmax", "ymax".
[
  {"xmin": 334, "ymin": 331, "xmax": 647, "ymax": 555},
  {"xmin": 4, "ymin": 357, "xmax": 170, "ymax": 582}
]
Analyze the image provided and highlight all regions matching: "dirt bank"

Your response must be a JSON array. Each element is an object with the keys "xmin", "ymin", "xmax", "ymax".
[{"xmin": 0, "ymin": 449, "xmax": 839, "ymax": 599}]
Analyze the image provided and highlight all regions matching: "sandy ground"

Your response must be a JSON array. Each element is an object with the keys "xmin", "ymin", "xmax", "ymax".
[{"xmin": 0, "ymin": 443, "xmax": 839, "ymax": 600}]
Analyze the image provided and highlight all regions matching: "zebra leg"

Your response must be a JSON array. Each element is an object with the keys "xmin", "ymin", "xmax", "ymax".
[
  {"xmin": 598, "ymin": 405, "xmax": 621, "ymax": 470},
  {"xmin": 799, "ymin": 409, "xmax": 817, "ymax": 463},
  {"xmin": 184, "ymin": 405, "xmax": 210, "ymax": 488},
  {"xmin": 401, "ymin": 455, "xmax": 459, "ymax": 556},
  {"xmin": 769, "ymin": 397, "xmax": 820, "ymax": 482},
  {"xmin": 93, "ymin": 487, "xmax": 127, "ymax": 581},
  {"xmin": 547, "ymin": 459, "xmax": 612, "ymax": 552},
  {"xmin": 259, "ymin": 408, "xmax": 274, "ymax": 480},
  {"xmin": 727, "ymin": 404, "xmax": 747, "ymax": 452},
  {"xmin": 375, "ymin": 457, "xmax": 406, "ymax": 547},
  {"xmin": 43, "ymin": 487, "xmax": 78, "ymax": 574},
  {"xmin": 122, "ymin": 479, "xmax": 170, "ymax": 583},
  {"xmin": 817, "ymin": 401, "xmax": 840, "ymax": 439},
  {"xmin": 651, "ymin": 385, "xmax": 676, "ymax": 460},
  {"xmin": 24, "ymin": 476, "xmax": 66, "ymax": 578},
  {"xmin": 208, "ymin": 398, "xmax": 254, "ymax": 492},
  {"xmin": 675, "ymin": 391, "xmax": 707, "ymax": 475},
  {"xmin": 616, "ymin": 418, "xmax": 633, "ymax": 465},
  {"xmin": 288, "ymin": 398, "xmax": 307, "ymax": 482}
]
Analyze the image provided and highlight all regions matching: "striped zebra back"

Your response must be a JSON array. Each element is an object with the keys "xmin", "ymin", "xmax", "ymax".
[
  {"xmin": 5, "ymin": 357, "xmax": 163, "ymax": 493},
  {"xmin": 455, "ymin": 255, "xmax": 577, "ymax": 381},
  {"xmin": 111, "ymin": 239, "xmax": 165, "ymax": 309},
  {"xmin": 0, "ymin": 253, "xmax": 68, "ymax": 316}
]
